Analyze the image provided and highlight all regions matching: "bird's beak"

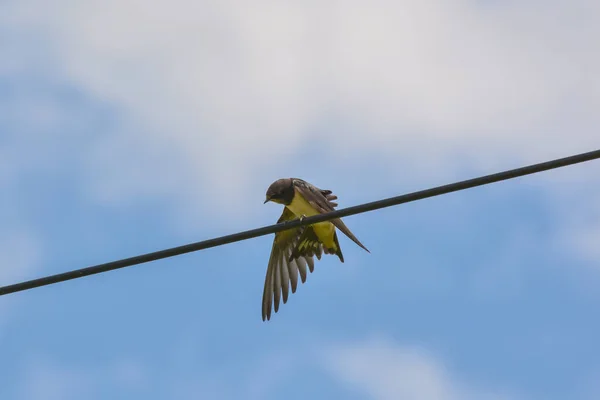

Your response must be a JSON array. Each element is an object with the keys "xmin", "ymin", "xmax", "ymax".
[{"xmin": 264, "ymin": 197, "xmax": 270, "ymax": 204}]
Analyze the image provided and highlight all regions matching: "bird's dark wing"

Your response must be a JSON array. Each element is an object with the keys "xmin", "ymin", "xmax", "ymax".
[
  {"xmin": 320, "ymin": 189, "xmax": 338, "ymax": 207},
  {"xmin": 262, "ymin": 207, "xmax": 321, "ymax": 321},
  {"xmin": 289, "ymin": 225, "xmax": 324, "ymax": 262},
  {"xmin": 292, "ymin": 179, "xmax": 370, "ymax": 253}
]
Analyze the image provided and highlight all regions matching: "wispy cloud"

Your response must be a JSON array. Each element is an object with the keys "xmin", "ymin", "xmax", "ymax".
[
  {"xmin": 324, "ymin": 335, "xmax": 520, "ymax": 400},
  {"xmin": 14, "ymin": 335, "xmax": 523, "ymax": 400}
]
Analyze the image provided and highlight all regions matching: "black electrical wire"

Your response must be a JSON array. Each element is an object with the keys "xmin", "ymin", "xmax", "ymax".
[{"xmin": 1, "ymin": 148, "xmax": 599, "ymax": 297}]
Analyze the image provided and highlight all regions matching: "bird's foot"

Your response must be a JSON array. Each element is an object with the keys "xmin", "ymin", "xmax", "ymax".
[{"xmin": 299, "ymin": 214, "xmax": 307, "ymax": 222}]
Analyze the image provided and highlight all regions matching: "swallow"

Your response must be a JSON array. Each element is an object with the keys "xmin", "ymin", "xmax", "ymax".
[{"xmin": 261, "ymin": 178, "xmax": 369, "ymax": 321}]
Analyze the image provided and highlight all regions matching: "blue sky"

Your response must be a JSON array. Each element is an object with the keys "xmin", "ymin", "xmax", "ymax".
[{"xmin": 1, "ymin": 1, "xmax": 600, "ymax": 399}]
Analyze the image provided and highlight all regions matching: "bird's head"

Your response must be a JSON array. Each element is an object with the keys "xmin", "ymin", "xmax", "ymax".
[{"xmin": 264, "ymin": 178, "xmax": 294, "ymax": 205}]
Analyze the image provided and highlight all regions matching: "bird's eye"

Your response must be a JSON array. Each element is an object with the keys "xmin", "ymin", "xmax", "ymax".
[{"xmin": 270, "ymin": 193, "xmax": 280, "ymax": 199}]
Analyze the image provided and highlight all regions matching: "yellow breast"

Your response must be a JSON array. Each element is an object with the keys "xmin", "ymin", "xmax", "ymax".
[
  {"xmin": 286, "ymin": 192, "xmax": 336, "ymax": 249},
  {"xmin": 287, "ymin": 193, "xmax": 320, "ymax": 217}
]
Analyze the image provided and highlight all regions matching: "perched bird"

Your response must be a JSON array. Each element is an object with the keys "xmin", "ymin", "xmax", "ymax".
[{"xmin": 261, "ymin": 178, "xmax": 369, "ymax": 321}]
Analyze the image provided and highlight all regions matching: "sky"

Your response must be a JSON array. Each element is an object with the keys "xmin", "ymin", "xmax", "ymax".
[{"xmin": 1, "ymin": 0, "xmax": 599, "ymax": 399}]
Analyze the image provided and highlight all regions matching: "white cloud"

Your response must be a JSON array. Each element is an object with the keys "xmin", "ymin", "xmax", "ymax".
[
  {"xmin": 1, "ymin": 0, "xmax": 599, "ymax": 268},
  {"xmin": 1, "ymin": 0, "xmax": 598, "ymax": 214},
  {"xmin": 16, "ymin": 336, "xmax": 521, "ymax": 400},
  {"xmin": 324, "ymin": 335, "xmax": 519, "ymax": 400}
]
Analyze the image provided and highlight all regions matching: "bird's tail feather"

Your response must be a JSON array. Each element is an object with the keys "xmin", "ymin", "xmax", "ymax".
[{"xmin": 332, "ymin": 232, "xmax": 344, "ymax": 263}]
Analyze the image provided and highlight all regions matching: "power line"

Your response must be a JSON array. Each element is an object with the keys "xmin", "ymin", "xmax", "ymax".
[{"xmin": 1, "ymin": 148, "xmax": 600, "ymax": 297}]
